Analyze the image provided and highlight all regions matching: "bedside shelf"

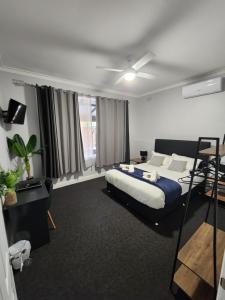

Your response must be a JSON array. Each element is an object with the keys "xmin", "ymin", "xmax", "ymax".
[
  {"xmin": 171, "ymin": 137, "xmax": 225, "ymax": 299},
  {"xmin": 205, "ymin": 190, "xmax": 225, "ymax": 203},
  {"xmin": 199, "ymin": 144, "xmax": 225, "ymax": 157},
  {"xmin": 178, "ymin": 223, "xmax": 225, "ymax": 287},
  {"xmin": 207, "ymin": 178, "xmax": 225, "ymax": 187},
  {"xmin": 174, "ymin": 265, "xmax": 214, "ymax": 300},
  {"xmin": 130, "ymin": 157, "xmax": 145, "ymax": 164}
]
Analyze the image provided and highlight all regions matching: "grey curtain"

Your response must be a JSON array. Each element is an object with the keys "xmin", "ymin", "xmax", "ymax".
[
  {"xmin": 36, "ymin": 85, "xmax": 85, "ymax": 178},
  {"xmin": 96, "ymin": 97, "xmax": 130, "ymax": 168}
]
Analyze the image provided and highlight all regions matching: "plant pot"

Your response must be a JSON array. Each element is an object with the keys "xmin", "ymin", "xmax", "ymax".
[{"xmin": 5, "ymin": 191, "xmax": 17, "ymax": 206}]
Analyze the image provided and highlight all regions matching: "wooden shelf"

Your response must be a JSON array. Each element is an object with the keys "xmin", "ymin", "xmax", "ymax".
[
  {"xmin": 178, "ymin": 222, "xmax": 225, "ymax": 287},
  {"xmin": 174, "ymin": 265, "xmax": 214, "ymax": 300},
  {"xmin": 199, "ymin": 144, "xmax": 225, "ymax": 157},
  {"xmin": 207, "ymin": 178, "xmax": 225, "ymax": 187},
  {"xmin": 205, "ymin": 190, "xmax": 225, "ymax": 203}
]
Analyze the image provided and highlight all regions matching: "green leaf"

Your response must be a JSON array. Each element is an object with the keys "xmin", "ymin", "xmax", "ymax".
[
  {"xmin": 7, "ymin": 137, "xmax": 14, "ymax": 153},
  {"xmin": 12, "ymin": 142, "xmax": 26, "ymax": 157},
  {"xmin": 0, "ymin": 167, "xmax": 22, "ymax": 191},
  {"xmin": 12, "ymin": 134, "xmax": 27, "ymax": 157},
  {"xmin": 32, "ymin": 149, "xmax": 42, "ymax": 155},
  {"xmin": 5, "ymin": 173, "xmax": 18, "ymax": 188},
  {"xmin": 26, "ymin": 135, "xmax": 37, "ymax": 154}
]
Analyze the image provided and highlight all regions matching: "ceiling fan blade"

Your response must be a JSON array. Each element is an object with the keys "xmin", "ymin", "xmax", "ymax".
[
  {"xmin": 115, "ymin": 75, "xmax": 124, "ymax": 85},
  {"xmin": 96, "ymin": 66, "xmax": 124, "ymax": 72},
  {"xmin": 132, "ymin": 52, "xmax": 155, "ymax": 71},
  {"xmin": 137, "ymin": 72, "xmax": 155, "ymax": 80}
]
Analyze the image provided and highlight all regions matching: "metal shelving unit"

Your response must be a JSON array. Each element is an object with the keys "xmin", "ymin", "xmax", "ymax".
[{"xmin": 170, "ymin": 137, "xmax": 225, "ymax": 300}]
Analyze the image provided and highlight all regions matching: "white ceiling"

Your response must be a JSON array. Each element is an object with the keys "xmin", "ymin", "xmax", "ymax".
[{"xmin": 1, "ymin": 0, "xmax": 225, "ymax": 97}]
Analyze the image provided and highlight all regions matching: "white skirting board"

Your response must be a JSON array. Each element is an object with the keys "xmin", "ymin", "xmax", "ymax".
[{"xmin": 53, "ymin": 172, "xmax": 106, "ymax": 189}]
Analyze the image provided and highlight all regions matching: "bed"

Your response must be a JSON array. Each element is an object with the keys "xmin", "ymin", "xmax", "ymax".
[{"xmin": 105, "ymin": 139, "xmax": 210, "ymax": 224}]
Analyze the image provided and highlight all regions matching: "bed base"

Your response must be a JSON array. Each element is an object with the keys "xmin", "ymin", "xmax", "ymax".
[{"xmin": 106, "ymin": 182, "xmax": 203, "ymax": 225}]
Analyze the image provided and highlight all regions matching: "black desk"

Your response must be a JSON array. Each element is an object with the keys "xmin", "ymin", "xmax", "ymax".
[{"xmin": 4, "ymin": 181, "xmax": 50, "ymax": 250}]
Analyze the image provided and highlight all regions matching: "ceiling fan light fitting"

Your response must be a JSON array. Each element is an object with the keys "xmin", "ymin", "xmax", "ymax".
[{"xmin": 124, "ymin": 72, "xmax": 136, "ymax": 81}]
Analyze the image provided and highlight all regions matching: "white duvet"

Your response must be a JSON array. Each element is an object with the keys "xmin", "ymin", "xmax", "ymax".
[{"xmin": 105, "ymin": 163, "xmax": 202, "ymax": 210}]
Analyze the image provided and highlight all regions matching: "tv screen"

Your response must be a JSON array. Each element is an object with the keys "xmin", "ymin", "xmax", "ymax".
[{"xmin": 5, "ymin": 99, "xmax": 27, "ymax": 124}]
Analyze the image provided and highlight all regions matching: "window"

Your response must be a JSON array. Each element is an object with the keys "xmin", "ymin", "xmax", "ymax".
[{"xmin": 78, "ymin": 95, "xmax": 96, "ymax": 167}]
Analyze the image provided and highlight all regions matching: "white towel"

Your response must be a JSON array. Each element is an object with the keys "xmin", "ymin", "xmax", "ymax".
[
  {"xmin": 143, "ymin": 170, "xmax": 160, "ymax": 183},
  {"xmin": 119, "ymin": 164, "xmax": 134, "ymax": 173},
  {"xmin": 128, "ymin": 165, "xmax": 134, "ymax": 173},
  {"xmin": 119, "ymin": 164, "xmax": 129, "ymax": 171}
]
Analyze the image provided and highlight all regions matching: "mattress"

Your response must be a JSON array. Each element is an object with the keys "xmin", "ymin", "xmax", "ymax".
[{"xmin": 105, "ymin": 163, "xmax": 203, "ymax": 210}]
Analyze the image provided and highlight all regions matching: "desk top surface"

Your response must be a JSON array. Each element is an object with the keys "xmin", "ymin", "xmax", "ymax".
[{"xmin": 5, "ymin": 181, "xmax": 49, "ymax": 209}]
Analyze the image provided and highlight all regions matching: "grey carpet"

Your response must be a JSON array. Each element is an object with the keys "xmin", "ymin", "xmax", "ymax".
[{"xmin": 14, "ymin": 177, "xmax": 225, "ymax": 300}]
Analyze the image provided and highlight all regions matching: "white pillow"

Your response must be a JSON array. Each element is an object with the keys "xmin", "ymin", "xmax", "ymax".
[
  {"xmin": 148, "ymin": 155, "xmax": 165, "ymax": 167},
  {"xmin": 148, "ymin": 151, "xmax": 172, "ymax": 167},
  {"xmin": 172, "ymin": 153, "xmax": 202, "ymax": 171},
  {"xmin": 168, "ymin": 159, "xmax": 187, "ymax": 172}
]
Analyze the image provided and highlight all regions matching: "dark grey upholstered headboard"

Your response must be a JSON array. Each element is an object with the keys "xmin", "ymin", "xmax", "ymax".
[{"xmin": 154, "ymin": 139, "xmax": 211, "ymax": 160}]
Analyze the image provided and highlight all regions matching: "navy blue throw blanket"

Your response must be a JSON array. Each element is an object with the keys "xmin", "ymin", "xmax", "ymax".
[{"xmin": 115, "ymin": 167, "xmax": 182, "ymax": 208}]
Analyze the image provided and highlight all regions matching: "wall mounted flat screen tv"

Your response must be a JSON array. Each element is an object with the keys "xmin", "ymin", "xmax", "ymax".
[{"xmin": 5, "ymin": 99, "xmax": 27, "ymax": 124}]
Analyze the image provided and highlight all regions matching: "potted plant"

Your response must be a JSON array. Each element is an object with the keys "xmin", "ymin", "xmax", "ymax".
[
  {"xmin": 7, "ymin": 134, "xmax": 41, "ymax": 180},
  {"xmin": 0, "ymin": 167, "xmax": 22, "ymax": 206}
]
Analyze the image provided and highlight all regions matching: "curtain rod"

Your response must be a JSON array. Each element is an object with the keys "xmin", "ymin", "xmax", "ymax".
[
  {"xmin": 12, "ymin": 79, "xmax": 129, "ymax": 102},
  {"xmin": 12, "ymin": 79, "xmax": 95, "ymax": 98}
]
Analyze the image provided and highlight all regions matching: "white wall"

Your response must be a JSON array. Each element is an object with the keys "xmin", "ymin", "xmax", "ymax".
[
  {"xmin": 131, "ymin": 86, "xmax": 225, "ymax": 157},
  {"xmin": 0, "ymin": 73, "xmax": 42, "ymax": 177},
  {"xmin": 2, "ymin": 68, "xmax": 224, "ymax": 186},
  {"xmin": 0, "ymin": 70, "xmax": 136, "ymax": 187}
]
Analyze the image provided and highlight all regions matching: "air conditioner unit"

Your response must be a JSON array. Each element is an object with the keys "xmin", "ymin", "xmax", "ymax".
[{"xmin": 182, "ymin": 77, "xmax": 224, "ymax": 99}]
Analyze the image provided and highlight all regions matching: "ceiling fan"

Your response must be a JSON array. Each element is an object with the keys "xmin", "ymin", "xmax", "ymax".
[{"xmin": 96, "ymin": 52, "xmax": 155, "ymax": 85}]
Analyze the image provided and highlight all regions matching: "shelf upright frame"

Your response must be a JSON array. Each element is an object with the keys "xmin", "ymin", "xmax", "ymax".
[{"xmin": 170, "ymin": 137, "xmax": 221, "ymax": 300}]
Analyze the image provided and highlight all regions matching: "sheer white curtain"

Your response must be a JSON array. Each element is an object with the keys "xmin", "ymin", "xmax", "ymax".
[{"xmin": 78, "ymin": 95, "xmax": 96, "ymax": 168}]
